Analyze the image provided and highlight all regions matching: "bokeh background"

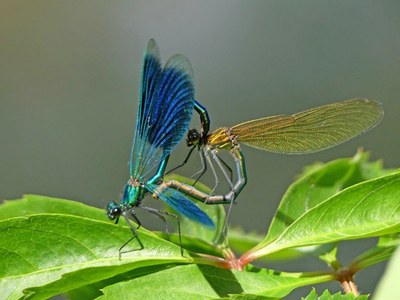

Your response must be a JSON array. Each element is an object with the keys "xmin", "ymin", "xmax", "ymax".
[{"xmin": 1, "ymin": 1, "xmax": 399, "ymax": 298}]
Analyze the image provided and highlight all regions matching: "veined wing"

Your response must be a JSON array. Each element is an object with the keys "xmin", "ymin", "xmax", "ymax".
[
  {"xmin": 232, "ymin": 98, "xmax": 383, "ymax": 154},
  {"xmin": 147, "ymin": 183, "xmax": 214, "ymax": 228},
  {"xmin": 130, "ymin": 39, "xmax": 195, "ymax": 179}
]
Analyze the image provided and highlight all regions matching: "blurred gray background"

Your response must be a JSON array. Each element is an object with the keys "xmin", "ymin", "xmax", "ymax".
[{"xmin": 1, "ymin": 0, "xmax": 399, "ymax": 298}]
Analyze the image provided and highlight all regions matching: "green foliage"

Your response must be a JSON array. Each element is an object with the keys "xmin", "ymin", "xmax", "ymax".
[
  {"xmin": 374, "ymin": 243, "xmax": 400, "ymax": 299},
  {"xmin": 0, "ymin": 151, "xmax": 399, "ymax": 299},
  {"xmin": 302, "ymin": 288, "xmax": 369, "ymax": 299},
  {"xmin": 241, "ymin": 171, "xmax": 400, "ymax": 262}
]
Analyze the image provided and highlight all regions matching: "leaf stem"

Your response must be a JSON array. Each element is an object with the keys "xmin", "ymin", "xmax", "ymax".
[{"xmin": 336, "ymin": 268, "xmax": 360, "ymax": 296}]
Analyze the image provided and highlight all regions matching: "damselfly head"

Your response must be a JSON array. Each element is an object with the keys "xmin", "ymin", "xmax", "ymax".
[
  {"xmin": 106, "ymin": 201, "xmax": 122, "ymax": 221},
  {"xmin": 186, "ymin": 128, "xmax": 201, "ymax": 146}
]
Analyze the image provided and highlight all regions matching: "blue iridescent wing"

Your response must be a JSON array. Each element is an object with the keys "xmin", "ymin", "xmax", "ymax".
[
  {"xmin": 147, "ymin": 183, "xmax": 214, "ymax": 228},
  {"xmin": 130, "ymin": 39, "xmax": 195, "ymax": 180}
]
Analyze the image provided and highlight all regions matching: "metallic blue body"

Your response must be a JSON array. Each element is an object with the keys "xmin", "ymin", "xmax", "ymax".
[
  {"xmin": 194, "ymin": 100, "xmax": 210, "ymax": 138},
  {"xmin": 107, "ymin": 39, "xmax": 213, "ymax": 228}
]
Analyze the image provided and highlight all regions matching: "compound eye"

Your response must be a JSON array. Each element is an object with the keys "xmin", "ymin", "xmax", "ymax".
[
  {"xmin": 107, "ymin": 204, "xmax": 122, "ymax": 220},
  {"xmin": 187, "ymin": 129, "xmax": 200, "ymax": 146}
]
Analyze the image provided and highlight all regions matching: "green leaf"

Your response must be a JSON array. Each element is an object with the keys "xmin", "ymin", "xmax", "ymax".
[
  {"xmin": 241, "ymin": 172, "xmax": 400, "ymax": 263},
  {"xmin": 0, "ymin": 213, "xmax": 190, "ymax": 300},
  {"xmin": 65, "ymin": 264, "xmax": 173, "ymax": 300},
  {"xmin": 228, "ymin": 228, "xmax": 339, "ymax": 263},
  {"xmin": 265, "ymin": 151, "xmax": 389, "ymax": 245},
  {"xmin": 371, "ymin": 244, "xmax": 400, "ymax": 299},
  {"xmin": 299, "ymin": 150, "xmax": 393, "ymax": 181},
  {"xmin": 97, "ymin": 264, "xmax": 332, "ymax": 299},
  {"xmin": 302, "ymin": 288, "xmax": 318, "ymax": 300},
  {"xmin": 0, "ymin": 194, "xmax": 107, "ymax": 221},
  {"xmin": 156, "ymin": 232, "xmax": 224, "ymax": 257},
  {"xmin": 1, "ymin": 152, "xmax": 395, "ymax": 299},
  {"xmin": 228, "ymin": 227, "xmax": 264, "ymax": 254},
  {"xmin": 349, "ymin": 234, "xmax": 400, "ymax": 270},
  {"xmin": 318, "ymin": 244, "xmax": 341, "ymax": 270},
  {"xmin": 302, "ymin": 288, "xmax": 369, "ymax": 299}
]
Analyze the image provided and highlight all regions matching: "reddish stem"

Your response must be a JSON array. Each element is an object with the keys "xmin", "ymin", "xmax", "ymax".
[
  {"xmin": 190, "ymin": 247, "xmax": 246, "ymax": 270},
  {"xmin": 336, "ymin": 268, "xmax": 360, "ymax": 296}
]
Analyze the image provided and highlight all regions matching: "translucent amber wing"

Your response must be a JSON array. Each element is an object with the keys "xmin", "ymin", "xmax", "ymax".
[{"xmin": 231, "ymin": 98, "xmax": 383, "ymax": 154}]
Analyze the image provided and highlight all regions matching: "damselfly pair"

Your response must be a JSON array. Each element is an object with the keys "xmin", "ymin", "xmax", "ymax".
[{"xmin": 106, "ymin": 39, "xmax": 383, "ymax": 254}]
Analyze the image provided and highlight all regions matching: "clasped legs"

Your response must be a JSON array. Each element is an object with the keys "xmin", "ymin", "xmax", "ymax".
[{"xmin": 158, "ymin": 147, "xmax": 247, "ymax": 205}]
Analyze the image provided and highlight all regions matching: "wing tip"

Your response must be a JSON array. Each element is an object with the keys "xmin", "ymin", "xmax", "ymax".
[
  {"xmin": 146, "ymin": 38, "xmax": 160, "ymax": 60},
  {"xmin": 350, "ymin": 97, "xmax": 384, "ymax": 126},
  {"xmin": 165, "ymin": 54, "xmax": 194, "ymax": 81}
]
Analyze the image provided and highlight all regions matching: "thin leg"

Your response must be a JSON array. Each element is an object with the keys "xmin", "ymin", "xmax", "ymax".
[
  {"xmin": 141, "ymin": 206, "xmax": 169, "ymax": 234},
  {"xmin": 204, "ymin": 150, "xmax": 219, "ymax": 200},
  {"xmin": 216, "ymin": 154, "xmax": 233, "ymax": 182},
  {"xmin": 183, "ymin": 149, "xmax": 208, "ymax": 183},
  {"xmin": 131, "ymin": 211, "xmax": 142, "ymax": 229},
  {"xmin": 211, "ymin": 149, "xmax": 234, "ymax": 190},
  {"xmin": 192, "ymin": 149, "xmax": 208, "ymax": 185},
  {"xmin": 210, "ymin": 150, "xmax": 236, "ymax": 237},
  {"xmin": 230, "ymin": 148, "xmax": 247, "ymax": 197},
  {"xmin": 223, "ymin": 201, "xmax": 233, "ymax": 237},
  {"xmin": 141, "ymin": 206, "xmax": 184, "ymax": 256},
  {"xmin": 166, "ymin": 147, "xmax": 208, "ymax": 190},
  {"xmin": 172, "ymin": 150, "xmax": 208, "ymax": 193},
  {"xmin": 166, "ymin": 146, "xmax": 196, "ymax": 175},
  {"xmin": 119, "ymin": 212, "xmax": 144, "ymax": 259}
]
